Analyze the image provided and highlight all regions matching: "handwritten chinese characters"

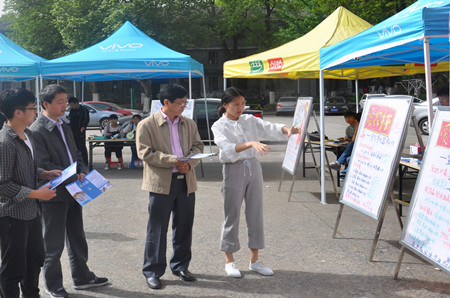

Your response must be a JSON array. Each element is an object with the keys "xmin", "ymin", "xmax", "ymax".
[
  {"xmin": 402, "ymin": 110, "xmax": 450, "ymax": 273},
  {"xmin": 340, "ymin": 98, "xmax": 411, "ymax": 219},
  {"xmin": 282, "ymin": 98, "xmax": 312, "ymax": 175}
]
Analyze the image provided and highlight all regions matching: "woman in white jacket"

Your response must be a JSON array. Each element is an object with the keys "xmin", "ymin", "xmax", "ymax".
[{"xmin": 211, "ymin": 87, "xmax": 299, "ymax": 278}]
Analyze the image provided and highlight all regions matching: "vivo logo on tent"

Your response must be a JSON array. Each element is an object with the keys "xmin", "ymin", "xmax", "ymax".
[
  {"xmin": 0, "ymin": 66, "xmax": 19, "ymax": 73},
  {"xmin": 145, "ymin": 60, "xmax": 169, "ymax": 67},
  {"xmin": 377, "ymin": 25, "xmax": 401, "ymax": 39},
  {"xmin": 100, "ymin": 43, "xmax": 143, "ymax": 52}
]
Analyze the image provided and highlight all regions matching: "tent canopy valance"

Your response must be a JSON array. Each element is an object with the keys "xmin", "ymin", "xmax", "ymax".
[
  {"xmin": 223, "ymin": 6, "xmax": 423, "ymax": 80},
  {"xmin": 40, "ymin": 21, "xmax": 204, "ymax": 82},
  {"xmin": 0, "ymin": 33, "xmax": 46, "ymax": 81},
  {"xmin": 320, "ymin": 1, "xmax": 450, "ymax": 70}
]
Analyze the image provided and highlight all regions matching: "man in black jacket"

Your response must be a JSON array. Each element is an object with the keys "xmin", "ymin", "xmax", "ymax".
[
  {"xmin": 67, "ymin": 97, "xmax": 89, "ymax": 165},
  {"xmin": 30, "ymin": 85, "xmax": 107, "ymax": 298}
]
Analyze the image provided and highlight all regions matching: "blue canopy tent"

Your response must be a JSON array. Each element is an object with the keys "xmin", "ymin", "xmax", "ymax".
[
  {"xmin": 40, "ymin": 21, "xmax": 205, "ymax": 99},
  {"xmin": 0, "ymin": 32, "xmax": 46, "ymax": 100},
  {"xmin": 41, "ymin": 21, "xmax": 212, "ymax": 144},
  {"xmin": 315, "ymin": 0, "xmax": 450, "ymax": 204}
]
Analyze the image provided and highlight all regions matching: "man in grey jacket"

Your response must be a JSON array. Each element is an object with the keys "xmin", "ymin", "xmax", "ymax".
[{"xmin": 30, "ymin": 84, "xmax": 107, "ymax": 298}]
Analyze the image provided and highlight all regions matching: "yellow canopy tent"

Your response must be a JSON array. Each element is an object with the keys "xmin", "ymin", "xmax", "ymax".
[{"xmin": 224, "ymin": 6, "xmax": 443, "ymax": 80}]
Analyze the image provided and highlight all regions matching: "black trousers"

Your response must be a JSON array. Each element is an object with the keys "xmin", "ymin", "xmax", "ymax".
[
  {"xmin": 104, "ymin": 142, "xmax": 123, "ymax": 159},
  {"xmin": 0, "ymin": 216, "xmax": 44, "ymax": 298},
  {"xmin": 72, "ymin": 129, "xmax": 88, "ymax": 166},
  {"xmin": 40, "ymin": 200, "xmax": 94, "ymax": 291},
  {"xmin": 142, "ymin": 175, "xmax": 195, "ymax": 278}
]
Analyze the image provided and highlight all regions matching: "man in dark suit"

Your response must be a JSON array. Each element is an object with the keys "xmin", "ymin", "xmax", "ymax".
[{"xmin": 30, "ymin": 84, "xmax": 107, "ymax": 298}]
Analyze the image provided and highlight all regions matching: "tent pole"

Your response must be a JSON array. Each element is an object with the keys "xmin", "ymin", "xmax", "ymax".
[
  {"xmin": 423, "ymin": 38, "xmax": 434, "ymax": 129},
  {"xmin": 35, "ymin": 77, "xmax": 39, "ymax": 111},
  {"xmin": 297, "ymin": 79, "xmax": 300, "ymax": 96},
  {"xmin": 319, "ymin": 70, "xmax": 326, "ymax": 204},
  {"xmin": 188, "ymin": 71, "xmax": 192, "ymax": 99},
  {"xmin": 223, "ymin": 77, "xmax": 226, "ymax": 90},
  {"xmin": 355, "ymin": 79, "xmax": 359, "ymax": 113},
  {"xmin": 202, "ymin": 75, "xmax": 212, "ymax": 151},
  {"xmin": 81, "ymin": 80, "xmax": 85, "ymax": 102},
  {"xmin": 73, "ymin": 81, "xmax": 77, "ymax": 98}
]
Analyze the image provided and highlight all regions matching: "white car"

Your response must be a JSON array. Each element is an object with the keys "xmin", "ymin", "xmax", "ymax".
[{"xmin": 410, "ymin": 97, "xmax": 439, "ymax": 135}]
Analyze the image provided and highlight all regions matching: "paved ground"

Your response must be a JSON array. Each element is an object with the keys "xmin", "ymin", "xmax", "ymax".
[{"xmin": 38, "ymin": 114, "xmax": 449, "ymax": 297}]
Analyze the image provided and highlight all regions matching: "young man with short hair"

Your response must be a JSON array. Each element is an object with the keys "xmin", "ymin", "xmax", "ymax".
[
  {"xmin": 30, "ymin": 84, "xmax": 108, "ymax": 298},
  {"xmin": 437, "ymin": 87, "xmax": 449, "ymax": 106},
  {"xmin": 0, "ymin": 88, "xmax": 61, "ymax": 298}
]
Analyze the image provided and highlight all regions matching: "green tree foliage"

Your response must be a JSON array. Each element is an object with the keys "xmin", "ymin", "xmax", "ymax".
[
  {"xmin": 0, "ymin": 0, "xmax": 419, "ymax": 62},
  {"xmin": 4, "ymin": 0, "xmax": 64, "ymax": 59}
]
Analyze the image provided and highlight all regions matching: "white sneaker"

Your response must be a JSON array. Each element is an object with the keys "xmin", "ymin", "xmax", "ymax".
[
  {"xmin": 249, "ymin": 260, "xmax": 274, "ymax": 276},
  {"xmin": 225, "ymin": 262, "xmax": 241, "ymax": 278},
  {"xmin": 104, "ymin": 163, "xmax": 109, "ymax": 170},
  {"xmin": 117, "ymin": 162, "xmax": 122, "ymax": 170}
]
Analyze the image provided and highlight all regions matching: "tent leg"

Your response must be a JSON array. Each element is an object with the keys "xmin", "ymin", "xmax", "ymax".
[
  {"xmin": 202, "ymin": 76, "xmax": 212, "ymax": 152},
  {"xmin": 355, "ymin": 79, "xmax": 359, "ymax": 113},
  {"xmin": 319, "ymin": 70, "xmax": 326, "ymax": 204},
  {"xmin": 189, "ymin": 71, "xmax": 192, "ymax": 99},
  {"xmin": 423, "ymin": 38, "xmax": 434, "ymax": 130}
]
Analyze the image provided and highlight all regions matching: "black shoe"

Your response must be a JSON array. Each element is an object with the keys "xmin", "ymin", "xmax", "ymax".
[
  {"xmin": 172, "ymin": 269, "xmax": 196, "ymax": 282},
  {"xmin": 74, "ymin": 276, "xmax": 108, "ymax": 290},
  {"xmin": 45, "ymin": 287, "xmax": 69, "ymax": 298},
  {"xmin": 146, "ymin": 277, "xmax": 162, "ymax": 289}
]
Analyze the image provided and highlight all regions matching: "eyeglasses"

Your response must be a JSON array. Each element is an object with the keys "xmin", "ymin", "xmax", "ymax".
[{"xmin": 172, "ymin": 101, "xmax": 188, "ymax": 107}]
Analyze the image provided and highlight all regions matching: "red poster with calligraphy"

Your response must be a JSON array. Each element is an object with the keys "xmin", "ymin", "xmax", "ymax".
[
  {"xmin": 436, "ymin": 121, "xmax": 450, "ymax": 148},
  {"xmin": 268, "ymin": 57, "xmax": 283, "ymax": 72},
  {"xmin": 364, "ymin": 104, "xmax": 396, "ymax": 136}
]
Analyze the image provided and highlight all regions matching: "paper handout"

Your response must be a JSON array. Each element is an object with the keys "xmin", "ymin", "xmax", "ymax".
[
  {"xmin": 65, "ymin": 170, "xmax": 112, "ymax": 206},
  {"xmin": 40, "ymin": 162, "xmax": 77, "ymax": 190},
  {"xmin": 176, "ymin": 152, "xmax": 217, "ymax": 162}
]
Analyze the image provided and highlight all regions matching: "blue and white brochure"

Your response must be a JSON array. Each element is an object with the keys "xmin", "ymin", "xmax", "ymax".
[
  {"xmin": 65, "ymin": 169, "xmax": 112, "ymax": 206},
  {"xmin": 41, "ymin": 162, "xmax": 77, "ymax": 190}
]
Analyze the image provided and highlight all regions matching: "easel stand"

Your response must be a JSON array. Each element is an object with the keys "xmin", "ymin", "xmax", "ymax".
[
  {"xmin": 391, "ymin": 117, "xmax": 426, "ymax": 280},
  {"xmin": 333, "ymin": 190, "xmax": 403, "ymax": 261},
  {"xmin": 278, "ymin": 111, "xmax": 339, "ymax": 201}
]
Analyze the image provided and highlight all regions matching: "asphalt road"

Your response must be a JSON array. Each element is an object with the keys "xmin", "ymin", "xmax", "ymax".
[{"xmin": 50, "ymin": 112, "xmax": 447, "ymax": 298}]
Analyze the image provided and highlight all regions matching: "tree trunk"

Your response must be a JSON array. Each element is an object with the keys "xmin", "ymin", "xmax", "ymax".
[
  {"xmin": 137, "ymin": 79, "xmax": 152, "ymax": 113},
  {"xmin": 88, "ymin": 82, "xmax": 99, "ymax": 101}
]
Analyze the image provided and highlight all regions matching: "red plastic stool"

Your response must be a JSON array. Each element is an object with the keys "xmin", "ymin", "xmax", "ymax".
[{"xmin": 108, "ymin": 157, "xmax": 124, "ymax": 169}]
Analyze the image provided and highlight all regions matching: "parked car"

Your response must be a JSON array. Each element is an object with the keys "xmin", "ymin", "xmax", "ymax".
[
  {"xmin": 84, "ymin": 101, "xmax": 143, "ymax": 116},
  {"xmin": 324, "ymin": 97, "xmax": 349, "ymax": 115},
  {"xmin": 62, "ymin": 103, "xmax": 124, "ymax": 129},
  {"xmin": 194, "ymin": 98, "xmax": 263, "ymax": 140},
  {"xmin": 276, "ymin": 96, "xmax": 297, "ymax": 115},
  {"xmin": 410, "ymin": 97, "xmax": 440, "ymax": 135},
  {"xmin": 118, "ymin": 98, "xmax": 263, "ymax": 140}
]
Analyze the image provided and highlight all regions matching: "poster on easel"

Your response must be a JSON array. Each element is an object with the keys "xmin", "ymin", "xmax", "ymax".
[
  {"xmin": 400, "ymin": 107, "xmax": 450, "ymax": 274},
  {"xmin": 281, "ymin": 97, "xmax": 313, "ymax": 175},
  {"xmin": 339, "ymin": 96, "xmax": 413, "ymax": 220}
]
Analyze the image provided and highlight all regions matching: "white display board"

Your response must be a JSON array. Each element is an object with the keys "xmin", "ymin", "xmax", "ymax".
[
  {"xmin": 150, "ymin": 99, "xmax": 194, "ymax": 119},
  {"xmin": 400, "ymin": 108, "xmax": 450, "ymax": 274},
  {"xmin": 340, "ymin": 96, "xmax": 413, "ymax": 220},
  {"xmin": 281, "ymin": 97, "xmax": 313, "ymax": 175}
]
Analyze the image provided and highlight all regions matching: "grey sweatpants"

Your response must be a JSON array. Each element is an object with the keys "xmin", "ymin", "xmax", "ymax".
[{"xmin": 220, "ymin": 157, "xmax": 265, "ymax": 253}]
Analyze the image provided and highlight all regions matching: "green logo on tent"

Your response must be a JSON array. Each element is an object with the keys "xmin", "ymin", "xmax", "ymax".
[{"xmin": 249, "ymin": 60, "xmax": 264, "ymax": 73}]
